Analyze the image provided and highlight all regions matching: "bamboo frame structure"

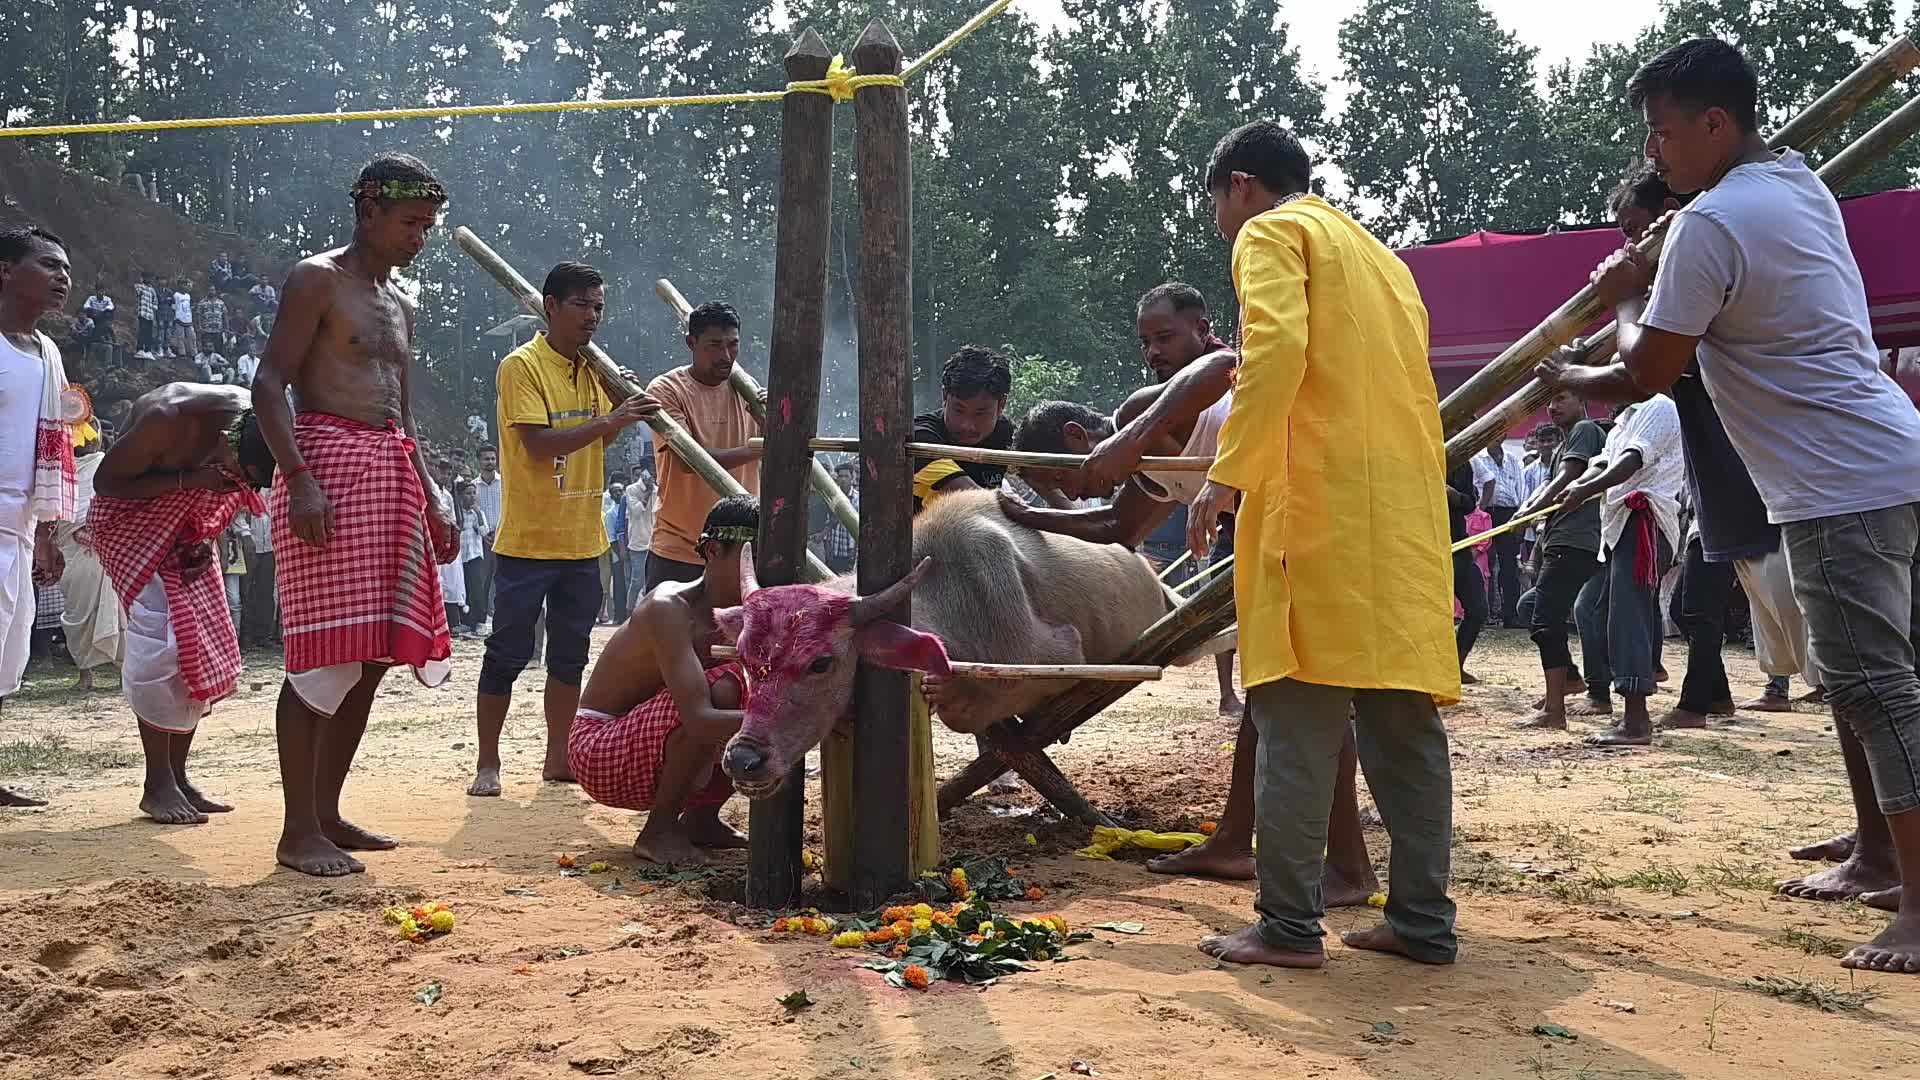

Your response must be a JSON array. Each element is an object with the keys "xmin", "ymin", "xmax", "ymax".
[
  {"xmin": 653, "ymin": 277, "xmax": 862, "ymax": 537},
  {"xmin": 1445, "ymin": 82, "xmax": 1920, "ymax": 468},
  {"xmin": 709, "ymin": 645, "xmax": 1161, "ymax": 681},
  {"xmin": 753, "ymin": 436, "xmax": 1214, "ymax": 472},
  {"xmin": 452, "ymin": 226, "xmax": 834, "ymax": 583},
  {"xmin": 1436, "ymin": 36, "xmax": 1920, "ymax": 444}
]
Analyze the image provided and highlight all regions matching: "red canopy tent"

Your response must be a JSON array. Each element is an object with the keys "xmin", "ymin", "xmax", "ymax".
[{"xmin": 1397, "ymin": 189, "xmax": 1920, "ymax": 409}]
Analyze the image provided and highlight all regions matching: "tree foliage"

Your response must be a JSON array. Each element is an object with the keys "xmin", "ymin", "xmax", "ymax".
[{"xmin": 2, "ymin": 0, "xmax": 1915, "ymax": 434}]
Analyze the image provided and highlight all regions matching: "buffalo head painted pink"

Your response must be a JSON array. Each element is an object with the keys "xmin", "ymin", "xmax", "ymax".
[{"xmin": 714, "ymin": 549, "xmax": 951, "ymax": 798}]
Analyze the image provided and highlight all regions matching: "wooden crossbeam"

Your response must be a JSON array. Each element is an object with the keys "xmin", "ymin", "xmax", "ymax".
[{"xmin": 750, "ymin": 436, "xmax": 1213, "ymax": 472}]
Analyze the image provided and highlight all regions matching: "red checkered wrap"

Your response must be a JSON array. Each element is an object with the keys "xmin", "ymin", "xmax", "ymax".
[
  {"xmin": 568, "ymin": 663, "xmax": 745, "ymax": 811},
  {"xmin": 89, "ymin": 479, "xmax": 264, "ymax": 704},
  {"xmin": 271, "ymin": 412, "xmax": 452, "ymax": 675}
]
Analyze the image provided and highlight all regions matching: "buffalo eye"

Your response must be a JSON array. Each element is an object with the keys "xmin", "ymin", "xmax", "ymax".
[{"xmin": 807, "ymin": 655, "xmax": 834, "ymax": 675}]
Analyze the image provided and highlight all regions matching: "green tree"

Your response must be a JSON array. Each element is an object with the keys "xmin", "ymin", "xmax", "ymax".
[{"xmin": 1334, "ymin": 0, "xmax": 1558, "ymax": 243}]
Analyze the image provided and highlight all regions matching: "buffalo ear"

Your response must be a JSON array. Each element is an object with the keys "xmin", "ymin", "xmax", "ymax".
[
  {"xmin": 853, "ymin": 621, "xmax": 952, "ymax": 676},
  {"xmin": 712, "ymin": 605, "xmax": 745, "ymax": 645}
]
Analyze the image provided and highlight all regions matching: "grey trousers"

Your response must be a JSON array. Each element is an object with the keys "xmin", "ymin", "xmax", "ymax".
[
  {"xmin": 1248, "ymin": 678, "xmax": 1457, "ymax": 961},
  {"xmin": 1782, "ymin": 503, "xmax": 1920, "ymax": 815}
]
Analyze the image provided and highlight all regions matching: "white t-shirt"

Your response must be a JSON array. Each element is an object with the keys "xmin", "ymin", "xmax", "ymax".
[
  {"xmin": 1596, "ymin": 395, "xmax": 1685, "ymax": 557},
  {"xmin": 0, "ymin": 335, "xmax": 46, "ymax": 536},
  {"xmin": 624, "ymin": 476, "xmax": 657, "ymax": 552},
  {"xmin": 236, "ymin": 353, "xmax": 260, "ymax": 384},
  {"xmin": 472, "ymin": 474, "xmax": 503, "ymax": 538},
  {"xmin": 1135, "ymin": 391, "xmax": 1232, "ymax": 506},
  {"xmin": 83, "ymin": 293, "xmax": 113, "ymax": 315},
  {"xmin": 1642, "ymin": 150, "xmax": 1920, "ymax": 524},
  {"xmin": 172, "ymin": 291, "xmax": 193, "ymax": 323}
]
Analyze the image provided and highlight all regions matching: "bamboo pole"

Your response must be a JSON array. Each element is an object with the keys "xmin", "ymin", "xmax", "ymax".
[
  {"xmin": 452, "ymin": 226, "xmax": 834, "ymax": 583},
  {"xmin": 1173, "ymin": 552, "xmax": 1234, "ymax": 594},
  {"xmin": 753, "ymin": 436, "xmax": 1215, "ymax": 472},
  {"xmin": 1436, "ymin": 36, "xmax": 1920, "ymax": 438},
  {"xmin": 654, "ymin": 277, "xmax": 861, "ymax": 537},
  {"xmin": 710, "ymin": 646, "xmax": 1161, "ymax": 681},
  {"xmin": 1154, "ymin": 548, "xmax": 1194, "ymax": 583},
  {"xmin": 1444, "ymin": 87, "xmax": 1920, "ymax": 469}
]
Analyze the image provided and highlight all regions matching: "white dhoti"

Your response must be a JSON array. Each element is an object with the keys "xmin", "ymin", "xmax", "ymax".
[
  {"xmin": 0, "ymin": 527, "xmax": 34, "ymax": 697},
  {"xmin": 1735, "ymin": 546, "xmax": 1820, "ymax": 689},
  {"xmin": 57, "ymin": 525, "xmax": 123, "ymax": 671},
  {"xmin": 123, "ymin": 577, "xmax": 208, "ymax": 734}
]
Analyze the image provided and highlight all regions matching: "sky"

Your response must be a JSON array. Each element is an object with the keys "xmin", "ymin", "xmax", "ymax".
[{"xmin": 1016, "ymin": 0, "xmax": 1916, "ymax": 99}]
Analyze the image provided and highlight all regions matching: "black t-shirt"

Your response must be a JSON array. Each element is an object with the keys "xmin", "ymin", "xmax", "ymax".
[
  {"xmin": 911, "ymin": 411, "xmax": 1014, "ymax": 513},
  {"xmin": 1543, "ymin": 418, "xmax": 1605, "ymax": 553},
  {"xmin": 1671, "ymin": 360, "xmax": 1777, "ymax": 562}
]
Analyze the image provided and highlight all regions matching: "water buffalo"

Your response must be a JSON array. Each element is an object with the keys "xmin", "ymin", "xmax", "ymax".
[{"xmin": 715, "ymin": 489, "xmax": 1170, "ymax": 798}]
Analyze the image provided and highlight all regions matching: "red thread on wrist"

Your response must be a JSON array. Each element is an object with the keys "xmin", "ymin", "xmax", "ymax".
[{"xmin": 287, "ymin": 464, "xmax": 311, "ymax": 479}]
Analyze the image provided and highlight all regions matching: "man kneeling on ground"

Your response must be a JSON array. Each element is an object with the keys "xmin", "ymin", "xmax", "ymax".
[{"xmin": 569, "ymin": 495, "xmax": 757, "ymax": 866}]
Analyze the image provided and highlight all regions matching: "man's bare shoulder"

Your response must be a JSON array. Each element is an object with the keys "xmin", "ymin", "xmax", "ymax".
[{"xmin": 131, "ymin": 381, "xmax": 248, "ymax": 421}]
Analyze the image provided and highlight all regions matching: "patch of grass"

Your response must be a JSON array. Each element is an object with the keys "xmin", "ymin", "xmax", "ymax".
[
  {"xmin": 1450, "ymin": 845, "xmax": 1523, "ymax": 894},
  {"xmin": 1588, "ymin": 865, "xmax": 1693, "ymax": 896},
  {"xmin": 1698, "ymin": 859, "xmax": 1776, "ymax": 893},
  {"xmin": 1747, "ymin": 974, "xmax": 1880, "ymax": 1013},
  {"xmin": 1545, "ymin": 879, "xmax": 1599, "ymax": 904},
  {"xmin": 1605, "ymin": 781, "xmax": 1688, "ymax": 822},
  {"xmin": 1514, "ymin": 821, "xmax": 1589, "ymax": 859},
  {"xmin": 1663, "ymin": 737, "xmax": 1792, "ymax": 774},
  {"xmin": 0, "ymin": 734, "xmax": 138, "ymax": 777},
  {"xmin": 1765, "ymin": 928, "xmax": 1848, "ymax": 958}
]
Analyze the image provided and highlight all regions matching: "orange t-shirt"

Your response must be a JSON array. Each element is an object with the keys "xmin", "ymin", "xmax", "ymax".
[{"xmin": 645, "ymin": 366, "xmax": 760, "ymax": 564}]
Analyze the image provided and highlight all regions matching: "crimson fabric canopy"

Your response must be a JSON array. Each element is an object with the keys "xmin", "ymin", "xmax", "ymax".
[{"xmin": 1397, "ymin": 189, "xmax": 1920, "ymax": 404}]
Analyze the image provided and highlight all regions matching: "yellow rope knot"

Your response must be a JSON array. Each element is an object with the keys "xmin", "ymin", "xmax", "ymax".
[{"xmin": 786, "ymin": 55, "xmax": 906, "ymax": 103}]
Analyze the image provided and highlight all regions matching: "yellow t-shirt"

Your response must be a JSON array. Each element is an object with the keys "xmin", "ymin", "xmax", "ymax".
[
  {"xmin": 492, "ymin": 333, "xmax": 612, "ymax": 560},
  {"xmin": 1211, "ymin": 196, "xmax": 1458, "ymax": 704}
]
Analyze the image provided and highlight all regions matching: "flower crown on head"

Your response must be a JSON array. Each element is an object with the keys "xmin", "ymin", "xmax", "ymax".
[
  {"xmin": 700, "ymin": 525, "xmax": 756, "ymax": 546},
  {"xmin": 350, "ymin": 178, "xmax": 448, "ymax": 205}
]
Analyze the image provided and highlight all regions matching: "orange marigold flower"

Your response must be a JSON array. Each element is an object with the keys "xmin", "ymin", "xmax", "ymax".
[
  {"xmin": 931, "ymin": 912, "xmax": 955, "ymax": 927},
  {"xmin": 555, "ymin": 853, "xmax": 577, "ymax": 867},
  {"xmin": 890, "ymin": 943, "xmax": 909, "ymax": 958},
  {"xmin": 1198, "ymin": 820, "xmax": 1218, "ymax": 836},
  {"xmin": 902, "ymin": 964, "xmax": 931, "ymax": 990},
  {"xmin": 1025, "ymin": 887, "xmax": 1047, "ymax": 901},
  {"xmin": 772, "ymin": 917, "xmax": 791, "ymax": 932},
  {"xmin": 883, "ymin": 905, "xmax": 912, "ymax": 923},
  {"xmin": 891, "ymin": 919, "xmax": 914, "ymax": 936},
  {"xmin": 866, "ymin": 928, "xmax": 897, "ymax": 945}
]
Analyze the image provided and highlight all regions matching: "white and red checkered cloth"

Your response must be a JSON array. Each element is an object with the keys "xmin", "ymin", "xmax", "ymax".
[
  {"xmin": 568, "ymin": 662, "xmax": 745, "ymax": 811},
  {"xmin": 272, "ymin": 413, "xmax": 452, "ymax": 675},
  {"xmin": 88, "ymin": 480, "xmax": 263, "ymax": 704}
]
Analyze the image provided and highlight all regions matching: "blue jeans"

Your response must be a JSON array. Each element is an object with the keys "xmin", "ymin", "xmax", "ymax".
[
  {"xmin": 1576, "ymin": 511, "xmax": 1673, "ymax": 698},
  {"xmin": 1782, "ymin": 504, "xmax": 1920, "ymax": 815},
  {"xmin": 479, "ymin": 555, "xmax": 601, "ymax": 694}
]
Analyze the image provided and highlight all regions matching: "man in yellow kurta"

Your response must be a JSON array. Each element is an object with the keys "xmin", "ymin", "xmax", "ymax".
[{"xmin": 1188, "ymin": 120, "xmax": 1459, "ymax": 969}]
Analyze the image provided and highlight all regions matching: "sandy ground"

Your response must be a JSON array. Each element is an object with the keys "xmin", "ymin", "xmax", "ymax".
[{"xmin": 2, "ymin": 626, "xmax": 1917, "ymax": 1080}]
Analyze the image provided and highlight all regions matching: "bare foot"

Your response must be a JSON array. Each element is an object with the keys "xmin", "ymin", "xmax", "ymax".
[
  {"xmin": 1797, "ymin": 687, "xmax": 1828, "ymax": 706},
  {"xmin": 0, "ymin": 785, "xmax": 48, "ymax": 808},
  {"xmin": 1340, "ymin": 923, "xmax": 1453, "ymax": 964},
  {"xmin": 1513, "ymin": 709, "xmax": 1567, "ymax": 731},
  {"xmin": 1778, "ymin": 856, "xmax": 1901, "ymax": 901},
  {"xmin": 276, "ymin": 832, "xmax": 365, "ymax": 876},
  {"xmin": 322, "ymin": 817, "xmax": 398, "ymax": 851},
  {"xmin": 1706, "ymin": 699, "xmax": 1737, "ymax": 717},
  {"xmin": 1656, "ymin": 708, "xmax": 1709, "ymax": 730},
  {"xmin": 1567, "ymin": 697, "xmax": 1614, "ymax": 717},
  {"xmin": 1198, "ymin": 925, "xmax": 1325, "ymax": 969},
  {"xmin": 140, "ymin": 781, "xmax": 210, "ymax": 825},
  {"xmin": 1789, "ymin": 832, "xmax": 1856, "ymax": 863},
  {"xmin": 1219, "ymin": 696, "xmax": 1245, "ymax": 717},
  {"xmin": 1531, "ymin": 678, "xmax": 1587, "ymax": 710},
  {"xmin": 1586, "ymin": 725, "xmax": 1652, "ymax": 748},
  {"xmin": 1323, "ymin": 863, "xmax": 1384, "ymax": 909},
  {"xmin": 1655, "ymin": 667, "xmax": 1669, "ymax": 683},
  {"xmin": 682, "ymin": 810, "xmax": 748, "ymax": 849},
  {"xmin": 634, "ymin": 823, "xmax": 708, "ymax": 867},
  {"xmin": 1740, "ymin": 693, "xmax": 1793, "ymax": 713},
  {"xmin": 1862, "ymin": 885, "xmax": 1901, "ymax": 913},
  {"xmin": 542, "ymin": 757, "xmax": 576, "ymax": 784},
  {"xmin": 467, "ymin": 766, "xmax": 503, "ymax": 797},
  {"xmin": 1841, "ymin": 913, "xmax": 1920, "ymax": 974},
  {"xmin": 177, "ymin": 779, "xmax": 233, "ymax": 814},
  {"xmin": 1147, "ymin": 839, "xmax": 1256, "ymax": 881}
]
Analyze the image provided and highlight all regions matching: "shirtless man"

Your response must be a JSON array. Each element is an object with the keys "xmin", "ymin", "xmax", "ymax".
[
  {"xmin": 90, "ymin": 383, "xmax": 275, "ymax": 823},
  {"xmin": 569, "ymin": 496, "xmax": 755, "ymax": 866},
  {"xmin": 251, "ymin": 152, "xmax": 458, "ymax": 876},
  {"xmin": 1001, "ymin": 313, "xmax": 1378, "ymax": 907}
]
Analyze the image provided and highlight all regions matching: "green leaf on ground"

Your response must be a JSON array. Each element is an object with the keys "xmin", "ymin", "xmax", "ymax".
[
  {"xmin": 777, "ymin": 990, "xmax": 814, "ymax": 1012},
  {"xmin": 415, "ymin": 981, "xmax": 443, "ymax": 1006}
]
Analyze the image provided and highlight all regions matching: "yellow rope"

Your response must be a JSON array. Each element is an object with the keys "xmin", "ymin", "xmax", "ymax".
[
  {"xmin": 1451, "ymin": 501, "xmax": 1565, "ymax": 554},
  {"xmin": 0, "ymin": 0, "xmax": 1006, "ymax": 140}
]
